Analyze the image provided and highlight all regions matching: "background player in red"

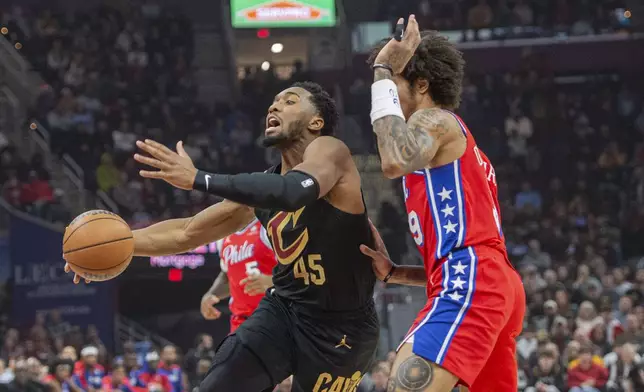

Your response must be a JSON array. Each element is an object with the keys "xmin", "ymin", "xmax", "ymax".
[
  {"xmin": 361, "ymin": 15, "xmax": 526, "ymax": 392},
  {"xmin": 199, "ymin": 218, "xmax": 277, "ymax": 332}
]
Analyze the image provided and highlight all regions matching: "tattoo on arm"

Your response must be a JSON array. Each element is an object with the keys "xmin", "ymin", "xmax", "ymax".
[
  {"xmin": 388, "ymin": 356, "xmax": 434, "ymax": 391},
  {"xmin": 207, "ymin": 271, "xmax": 230, "ymax": 299},
  {"xmin": 372, "ymin": 68, "xmax": 455, "ymax": 177}
]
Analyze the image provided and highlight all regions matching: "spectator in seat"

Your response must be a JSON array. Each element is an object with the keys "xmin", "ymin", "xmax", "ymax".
[
  {"xmin": 467, "ymin": 0, "xmax": 493, "ymax": 41},
  {"xmin": 74, "ymin": 346, "xmax": 105, "ymax": 391},
  {"xmin": 102, "ymin": 364, "xmax": 134, "ymax": 392},
  {"xmin": 43, "ymin": 358, "xmax": 83, "ymax": 392},
  {"xmin": 614, "ymin": 296, "xmax": 634, "ymax": 325},
  {"xmin": 357, "ymin": 361, "xmax": 390, "ymax": 392},
  {"xmin": 183, "ymin": 334, "xmax": 214, "ymax": 377},
  {"xmin": 606, "ymin": 343, "xmax": 641, "ymax": 392},
  {"xmin": 1, "ymin": 171, "xmax": 22, "ymax": 209},
  {"xmin": 526, "ymin": 349, "xmax": 565, "ymax": 392},
  {"xmin": 521, "ymin": 239, "xmax": 551, "ymax": 270},
  {"xmin": 0, "ymin": 359, "xmax": 14, "ymax": 384},
  {"xmin": 567, "ymin": 345, "xmax": 608, "ymax": 392},
  {"xmin": 25, "ymin": 170, "xmax": 54, "ymax": 217},
  {"xmin": 132, "ymin": 351, "xmax": 171, "ymax": 392},
  {"xmin": 96, "ymin": 153, "xmax": 121, "ymax": 194},
  {"xmin": 627, "ymin": 363, "xmax": 644, "ymax": 392},
  {"xmin": 188, "ymin": 358, "xmax": 211, "ymax": 391},
  {"xmin": 60, "ymin": 346, "xmax": 77, "ymax": 362},
  {"xmin": 513, "ymin": 0, "xmax": 534, "ymax": 26},
  {"xmin": 158, "ymin": 345, "xmax": 184, "ymax": 392},
  {"xmin": 2, "ymin": 360, "xmax": 45, "ymax": 392},
  {"xmin": 515, "ymin": 181, "xmax": 542, "ymax": 212}
]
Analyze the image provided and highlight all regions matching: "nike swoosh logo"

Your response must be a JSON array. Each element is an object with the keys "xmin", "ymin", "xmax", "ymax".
[{"xmin": 205, "ymin": 175, "xmax": 211, "ymax": 190}]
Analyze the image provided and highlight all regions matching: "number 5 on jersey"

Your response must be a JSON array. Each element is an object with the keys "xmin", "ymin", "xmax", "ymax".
[
  {"xmin": 245, "ymin": 261, "xmax": 260, "ymax": 277},
  {"xmin": 293, "ymin": 254, "xmax": 325, "ymax": 285}
]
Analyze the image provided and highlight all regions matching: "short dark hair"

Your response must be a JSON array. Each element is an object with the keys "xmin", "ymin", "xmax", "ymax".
[
  {"xmin": 368, "ymin": 31, "xmax": 465, "ymax": 109},
  {"xmin": 292, "ymin": 81, "xmax": 338, "ymax": 136}
]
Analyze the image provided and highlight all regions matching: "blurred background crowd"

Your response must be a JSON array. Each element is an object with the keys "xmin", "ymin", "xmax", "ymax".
[{"xmin": 1, "ymin": 0, "xmax": 644, "ymax": 391}]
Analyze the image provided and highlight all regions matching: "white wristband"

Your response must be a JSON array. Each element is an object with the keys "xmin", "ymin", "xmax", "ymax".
[{"xmin": 370, "ymin": 79, "xmax": 405, "ymax": 125}]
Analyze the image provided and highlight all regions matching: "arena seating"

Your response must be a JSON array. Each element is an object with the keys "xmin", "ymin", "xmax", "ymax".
[{"xmin": 1, "ymin": 1, "xmax": 644, "ymax": 391}]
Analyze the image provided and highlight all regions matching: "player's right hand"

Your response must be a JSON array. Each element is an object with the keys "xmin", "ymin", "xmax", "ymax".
[
  {"xmin": 200, "ymin": 294, "xmax": 222, "ymax": 320},
  {"xmin": 360, "ymin": 221, "xmax": 396, "ymax": 282},
  {"xmin": 63, "ymin": 262, "xmax": 90, "ymax": 285}
]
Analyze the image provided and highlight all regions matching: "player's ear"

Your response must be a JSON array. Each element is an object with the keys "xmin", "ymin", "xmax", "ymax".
[
  {"xmin": 308, "ymin": 115, "xmax": 324, "ymax": 133},
  {"xmin": 414, "ymin": 78, "xmax": 429, "ymax": 95}
]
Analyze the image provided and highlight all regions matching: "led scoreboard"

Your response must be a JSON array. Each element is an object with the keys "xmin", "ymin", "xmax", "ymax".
[{"xmin": 231, "ymin": 0, "xmax": 336, "ymax": 28}]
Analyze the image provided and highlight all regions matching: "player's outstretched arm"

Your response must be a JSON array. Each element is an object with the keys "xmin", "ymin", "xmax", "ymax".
[
  {"xmin": 369, "ymin": 15, "xmax": 461, "ymax": 179},
  {"xmin": 133, "ymin": 199, "xmax": 255, "ymax": 257},
  {"xmin": 134, "ymin": 137, "xmax": 349, "ymax": 212}
]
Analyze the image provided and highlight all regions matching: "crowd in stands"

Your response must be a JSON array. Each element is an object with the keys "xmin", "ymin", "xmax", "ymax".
[
  {"xmin": 2, "ymin": 2, "xmax": 644, "ymax": 392},
  {"xmin": 0, "ymin": 310, "xmax": 295, "ymax": 392},
  {"xmin": 380, "ymin": 0, "xmax": 633, "ymax": 39},
  {"xmin": 0, "ymin": 133, "xmax": 68, "ymax": 224}
]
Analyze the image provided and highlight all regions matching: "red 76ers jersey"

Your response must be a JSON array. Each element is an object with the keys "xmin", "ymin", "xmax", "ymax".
[
  {"xmin": 402, "ymin": 111, "xmax": 508, "ymax": 277},
  {"xmin": 216, "ymin": 219, "xmax": 277, "ymax": 319}
]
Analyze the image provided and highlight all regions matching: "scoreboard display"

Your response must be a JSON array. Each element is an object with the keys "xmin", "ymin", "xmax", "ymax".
[
  {"xmin": 231, "ymin": 0, "xmax": 336, "ymax": 28},
  {"xmin": 122, "ymin": 241, "xmax": 221, "ymax": 280}
]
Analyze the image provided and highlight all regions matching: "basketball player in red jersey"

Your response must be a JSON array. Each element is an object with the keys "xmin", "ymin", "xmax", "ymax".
[
  {"xmin": 360, "ymin": 16, "xmax": 526, "ymax": 392},
  {"xmin": 200, "ymin": 218, "xmax": 277, "ymax": 332}
]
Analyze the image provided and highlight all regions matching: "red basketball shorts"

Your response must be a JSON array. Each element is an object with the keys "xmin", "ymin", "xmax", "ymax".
[{"xmin": 398, "ymin": 246, "xmax": 526, "ymax": 391}]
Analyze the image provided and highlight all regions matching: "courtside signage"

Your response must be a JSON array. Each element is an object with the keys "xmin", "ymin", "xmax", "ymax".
[{"xmin": 231, "ymin": 0, "xmax": 336, "ymax": 28}]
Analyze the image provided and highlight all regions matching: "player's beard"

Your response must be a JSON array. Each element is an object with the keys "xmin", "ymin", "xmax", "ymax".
[
  {"xmin": 261, "ymin": 132, "xmax": 289, "ymax": 148},
  {"xmin": 261, "ymin": 120, "xmax": 305, "ymax": 148}
]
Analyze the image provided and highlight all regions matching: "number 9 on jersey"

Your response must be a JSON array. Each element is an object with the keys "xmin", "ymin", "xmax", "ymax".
[{"xmin": 408, "ymin": 210, "xmax": 424, "ymax": 246}]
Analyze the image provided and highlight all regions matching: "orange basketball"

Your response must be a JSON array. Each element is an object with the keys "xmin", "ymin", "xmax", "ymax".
[{"xmin": 62, "ymin": 210, "xmax": 134, "ymax": 281}]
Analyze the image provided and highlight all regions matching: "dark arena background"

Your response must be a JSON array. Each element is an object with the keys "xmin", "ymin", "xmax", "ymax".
[{"xmin": 1, "ymin": 0, "xmax": 644, "ymax": 391}]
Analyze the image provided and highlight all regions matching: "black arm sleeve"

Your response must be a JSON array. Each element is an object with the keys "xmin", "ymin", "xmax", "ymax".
[{"xmin": 193, "ymin": 170, "xmax": 320, "ymax": 211}]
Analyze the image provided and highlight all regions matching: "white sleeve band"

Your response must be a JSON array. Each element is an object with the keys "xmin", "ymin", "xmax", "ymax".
[{"xmin": 370, "ymin": 79, "xmax": 405, "ymax": 125}]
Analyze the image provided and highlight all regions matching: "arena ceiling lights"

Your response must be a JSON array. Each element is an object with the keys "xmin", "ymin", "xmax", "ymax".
[{"xmin": 231, "ymin": 0, "xmax": 336, "ymax": 28}]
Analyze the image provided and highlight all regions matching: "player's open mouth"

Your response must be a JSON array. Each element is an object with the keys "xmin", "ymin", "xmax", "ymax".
[{"xmin": 266, "ymin": 115, "xmax": 282, "ymax": 133}]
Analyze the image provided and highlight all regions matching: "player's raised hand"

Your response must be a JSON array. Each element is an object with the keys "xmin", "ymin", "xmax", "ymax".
[
  {"xmin": 134, "ymin": 140, "xmax": 197, "ymax": 190},
  {"xmin": 240, "ymin": 274, "xmax": 273, "ymax": 296},
  {"xmin": 200, "ymin": 294, "xmax": 222, "ymax": 320},
  {"xmin": 373, "ymin": 15, "xmax": 421, "ymax": 74},
  {"xmin": 360, "ymin": 220, "xmax": 396, "ymax": 282}
]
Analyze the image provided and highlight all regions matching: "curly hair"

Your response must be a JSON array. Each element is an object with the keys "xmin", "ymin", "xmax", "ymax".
[
  {"xmin": 292, "ymin": 81, "xmax": 339, "ymax": 136},
  {"xmin": 367, "ymin": 30, "xmax": 465, "ymax": 109}
]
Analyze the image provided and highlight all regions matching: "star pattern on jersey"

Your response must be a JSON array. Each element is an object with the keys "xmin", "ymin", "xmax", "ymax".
[
  {"xmin": 448, "ymin": 291, "xmax": 464, "ymax": 301},
  {"xmin": 452, "ymin": 261, "xmax": 467, "ymax": 275},
  {"xmin": 441, "ymin": 204, "xmax": 455, "ymax": 217},
  {"xmin": 451, "ymin": 276, "xmax": 466, "ymax": 290},
  {"xmin": 443, "ymin": 220, "xmax": 458, "ymax": 234},
  {"xmin": 447, "ymin": 263, "xmax": 469, "ymax": 302},
  {"xmin": 437, "ymin": 187, "xmax": 453, "ymax": 201}
]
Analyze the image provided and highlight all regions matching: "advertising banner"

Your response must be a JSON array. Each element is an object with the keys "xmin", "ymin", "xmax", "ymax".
[
  {"xmin": 9, "ymin": 214, "xmax": 114, "ymax": 347},
  {"xmin": 231, "ymin": 0, "xmax": 336, "ymax": 28}
]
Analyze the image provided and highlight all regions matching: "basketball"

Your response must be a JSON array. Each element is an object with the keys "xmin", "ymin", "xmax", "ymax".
[{"xmin": 62, "ymin": 210, "xmax": 134, "ymax": 281}]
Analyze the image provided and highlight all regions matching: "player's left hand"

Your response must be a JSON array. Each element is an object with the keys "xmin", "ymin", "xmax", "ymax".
[
  {"xmin": 240, "ymin": 274, "xmax": 273, "ymax": 296},
  {"xmin": 373, "ymin": 15, "xmax": 421, "ymax": 74},
  {"xmin": 134, "ymin": 139, "xmax": 197, "ymax": 190},
  {"xmin": 360, "ymin": 220, "xmax": 396, "ymax": 281}
]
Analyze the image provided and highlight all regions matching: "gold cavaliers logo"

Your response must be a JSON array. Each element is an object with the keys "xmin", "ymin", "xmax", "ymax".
[
  {"xmin": 266, "ymin": 207, "xmax": 326, "ymax": 286},
  {"xmin": 266, "ymin": 207, "xmax": 309, "ymax": 265}
]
